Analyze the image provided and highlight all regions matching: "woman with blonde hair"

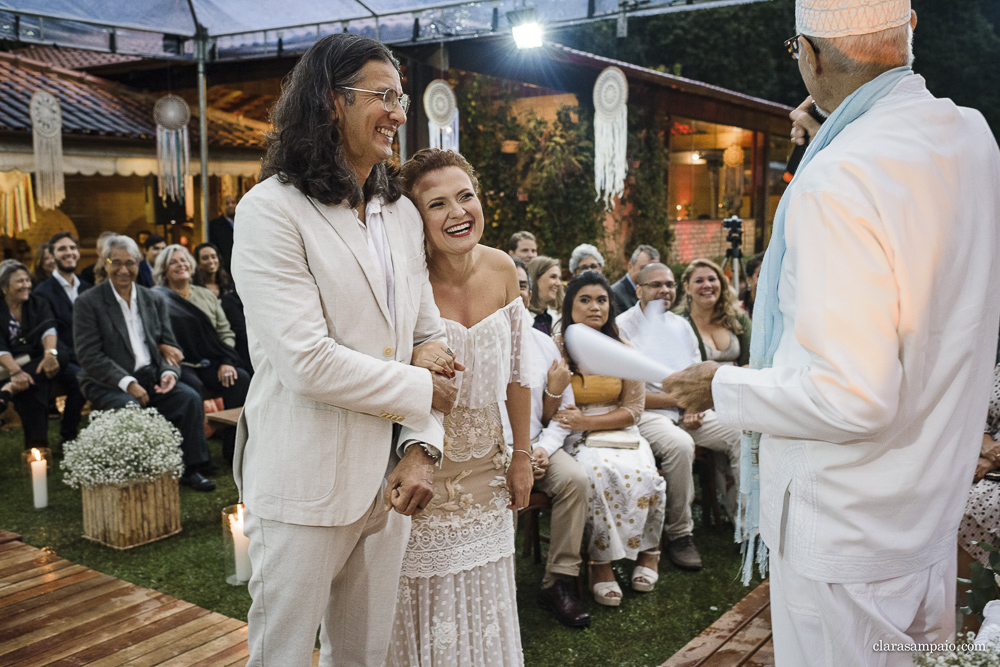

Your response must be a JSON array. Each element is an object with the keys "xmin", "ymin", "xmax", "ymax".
[
  {"xmin": 680, "ymin": 258, "xmax": 751, "ymax": 366},
  {"xmin": 526, "ymin": 256, "xmax": 562, "ymax": 336}
]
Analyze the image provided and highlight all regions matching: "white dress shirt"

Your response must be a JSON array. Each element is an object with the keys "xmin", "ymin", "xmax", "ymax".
[
  {"xmin": 53, "ymin": 270, "xmax": 80, "ymax": 304},
  {"xmin": 710, "ymin": 75, "xmax": 1000, "ymax": 583},
  {"xmin": 616, "ymin": 302, "xmax": 700, "ymax": 423},
  {"xmin": 112, "ymin": 283, "xmax": 173, "ymax": 392},
  {"xmin": 355, "ymin": 198, "xmax": 395, "ymax": 328}
]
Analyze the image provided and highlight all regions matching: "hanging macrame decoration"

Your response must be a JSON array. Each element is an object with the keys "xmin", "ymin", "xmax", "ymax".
[
  {"xmin": 29, "ymin": 90, "xmax": 65, "ymax": 210},
  {"xmin": 424, "ymin": 79, "xmax": 459, "ymax": 153},
  {"xmin": 154, "ymin": 94, "xmax": 191, "ymax": 203},
  {"xmin": 593, "ymin": 66, "xmax": 628, "ymax": 210}
]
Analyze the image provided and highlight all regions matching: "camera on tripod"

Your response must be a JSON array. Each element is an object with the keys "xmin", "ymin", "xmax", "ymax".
[
  {"xmin": 722, "ymin": 215, "xmax": 744, "ymax": 289},
  {"xmin": 723, "ymin": 215, "xmax": 743, "ymax": 247}
]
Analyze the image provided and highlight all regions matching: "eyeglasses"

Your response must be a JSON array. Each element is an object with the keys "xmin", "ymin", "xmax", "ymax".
[
  {"xmin": 337, "ymin": 86, "xmax": 410, "ymax": 114},
  {"xmin": 105, "ymin": 258, "xmax": 138, "ymax": 270},
  {"xmin": 783, "ymin": 34, "xmax": 818, "ymax": 60},
  {"xmin": 576, "ymin": 263, "xmax": 602, "ymax": 273},
  {"xmin": 639, "ymin": 281, "xmax": 676, "ymax": 290}
]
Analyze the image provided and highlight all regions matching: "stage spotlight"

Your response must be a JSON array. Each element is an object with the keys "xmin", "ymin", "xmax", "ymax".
[{"xmin": 507, "ymin": 8, "xmax": 543, "ymax": 49}]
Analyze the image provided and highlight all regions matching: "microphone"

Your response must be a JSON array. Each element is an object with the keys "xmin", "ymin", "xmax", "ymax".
[{"xmin": 783, "ymin": 106, "xmax": 825, "ymax": 182}]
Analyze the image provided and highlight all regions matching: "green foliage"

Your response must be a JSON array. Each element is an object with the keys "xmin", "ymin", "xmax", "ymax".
[
  {"xmin": 620, "ymin": 102, "xmax": 673, "ymax": 260},
  {"xmin": 456, "ymin": 74, "xmax": 605, "ymax": 261},
  {"xmin": 960, "ymin": 541, "xmax": 1000, "ymax": 621},
  {"xmin": 552, "ymin": 0, "xmax": 1000, "ymax": 136}
]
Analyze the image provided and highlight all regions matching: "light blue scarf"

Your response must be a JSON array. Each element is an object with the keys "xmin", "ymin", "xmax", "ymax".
[{"xmin": 736, "ymin": 66, "xmax": 914, "ymax": 585}]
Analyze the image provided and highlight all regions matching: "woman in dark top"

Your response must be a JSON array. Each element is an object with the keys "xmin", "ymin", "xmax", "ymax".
[
  {"xmin": 679, "ymin": 258, "xmax": 752, "ymax": 367},
  {"xmin": 193, "ymin": 242, "xmax": 250, "ymax": 372},
  {"xmin": 32, "ymin": 242, "xmax": 55, "ymax": 286},
  {"xmin": 0, "ymin": 260, "xmax": 59, "ymax": 449}
]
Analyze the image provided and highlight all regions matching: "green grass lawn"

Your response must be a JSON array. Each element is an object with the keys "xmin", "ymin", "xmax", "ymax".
[{"xmin": 0, "ymin": 422, "xmax": 760, "ymax": 666}]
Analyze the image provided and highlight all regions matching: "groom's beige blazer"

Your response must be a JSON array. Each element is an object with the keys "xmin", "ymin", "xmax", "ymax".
[{"xmin": 231, "ymin": 176, "xmax": 446, "ymax": 527}]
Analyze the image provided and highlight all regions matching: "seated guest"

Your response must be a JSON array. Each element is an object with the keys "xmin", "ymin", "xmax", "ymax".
[
  {"xmin": 137, "ymin": 234, "xmax": 166, "ymax": 288},
  {"xmin": 73, "ymin": 235, "xmax": 215, "ymax": 491},
  {"xmin": 0, "ymin": 260, "xmax": 60, "ymax": 450},
  {"xmin": 554, "ymin": 271, "xmax": 666, "ymax": 607},
  {"xmin": 611, "ymin": 244, "xmax": 659, "ymax": 314},
  {"xmin": 79, "ymin": 231, "xmax": 115, "ymax": 286},
  {"xmin": 507, "ymin": 231, "xmax": 538, "ymax": 263},
  {"xmin": 568, "ymin": 243, "xmax": 604, "ymax": 277},
  {"xmin": 32, "ymin": 242, "xmax": 55, "ymax": 286},
  {"xmin": 192, "ymin": 242, "xmax": 232, "ymax": 298},
  {"xmin": 741, "ymin": 252, "xmax": 765, "ymax": 318},
  {"xmin": 617, "ymin": 263, "xmax": 742, "ymax": 556},
  {"xmin": 153, "ymin": 244, "xmax": 249, "ymax": 463},
  {"xmin": 958, "ymin": 362, "xmax": 1000, "ymax": 583},
  {"xmin": 33, "ymin": 232, "xmax": 92, "ymax": 445},
  {"xmin": 502, "ymin": 257, "xmax": 590, "ymax": 628},
  {"xmin": 526, "ymin": 256, "xmax": 562, "ymax": 336},
  {"xmin": 680, "ymin": 258, "xmax": 752, "ymax": 367}
]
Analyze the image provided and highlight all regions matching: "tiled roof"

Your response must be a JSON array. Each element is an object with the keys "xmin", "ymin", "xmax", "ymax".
[
  {"xmin": 0, "ymin": 52, "xmax": 267, "ymax": 150},
  {"xmin": 10, "ymin": 45, "xmax": 143, "ymax": 71}
]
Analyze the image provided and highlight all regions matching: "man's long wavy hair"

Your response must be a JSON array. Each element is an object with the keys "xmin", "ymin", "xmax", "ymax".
[{"xmin": 260, "ymin": 33, "xmax": 402, "ymax": 207}]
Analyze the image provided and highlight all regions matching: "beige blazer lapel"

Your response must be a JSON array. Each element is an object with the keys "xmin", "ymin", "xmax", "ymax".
[{"xmin": 308, "ymin": 197, "xmax": 394, "ymax": 328}]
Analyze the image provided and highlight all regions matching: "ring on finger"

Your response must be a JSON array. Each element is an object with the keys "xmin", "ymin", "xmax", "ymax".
[{"xmin": 445, "ymin": 347, "xmax": 454, "ymax": 357}]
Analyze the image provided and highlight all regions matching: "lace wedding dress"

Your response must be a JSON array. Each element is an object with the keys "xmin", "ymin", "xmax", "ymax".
[{"xmin": 389, "ymin": 299, "xmax": 535, "ymax": 667}]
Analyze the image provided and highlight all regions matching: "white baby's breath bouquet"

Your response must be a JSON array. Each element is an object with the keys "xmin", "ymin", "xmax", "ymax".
[
  {"xmin": 63, "ymin": 404, "xmax": 185, "ymax": 488},
  {"xmin": 912, "ymin": 632, "xmax": 1000, "ymax": 666}
]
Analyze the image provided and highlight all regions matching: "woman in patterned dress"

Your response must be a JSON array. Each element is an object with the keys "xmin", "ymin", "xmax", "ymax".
[
  {"xmin": 553, "ymin": 271, "xmax": 667, "ymax": 607},
  {"xmin": 388, "ymin": 149, "xmax": 534, "ymax": 666}
]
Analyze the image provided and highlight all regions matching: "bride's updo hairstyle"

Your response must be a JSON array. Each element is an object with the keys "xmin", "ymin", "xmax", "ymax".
[{"xmin": 400, "ymin": 149, "xmax": 479, "ymax": 199}]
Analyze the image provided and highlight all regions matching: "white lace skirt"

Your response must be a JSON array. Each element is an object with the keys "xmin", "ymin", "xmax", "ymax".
[{"xmin": 389, "ymin": 556, "xmax": 523, "ymax": 667}]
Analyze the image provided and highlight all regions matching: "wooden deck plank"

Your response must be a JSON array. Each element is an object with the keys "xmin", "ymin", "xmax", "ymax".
[
  {"xmin": 0, "ymin": 535, "xmax": 253, "ymax": 667},
  {"xmin": 0, "ymin": 578, "xmax": 131, "ymax": 632},
  {"xmin": 117, "ymin": 618, "xmax": 245, "ymax": 667},
  {"xmin": 698, "ymin": 615, "xmax": 773, "ymax": 667},
  {"xmin": 0, "ymin": 573, "xmax": 119, "ymax": 619},
  {"xmin": 0, "ymin": 580, "xmax": 142, "ymax": 641},
  {"xmin": 0, "ymin": 530, "xmax": 22, "ymax": 545},
  {"xmin": 744, "ymin": 639, "xmax": 774, "ymax": 666},
  {"xmin": 5, "ymin": 596, "xmax": 191, "ymax": 667},
  {"xmin": 152, "ymin": 626, "xmax": 247, "ymax": 667},
  {"xmin": 661, "ymin": 581, "xmax": 771, "ymax": 667},
  {"xmin": 86, "ymin": 614, "xmax": 231, "ymax": 667}
]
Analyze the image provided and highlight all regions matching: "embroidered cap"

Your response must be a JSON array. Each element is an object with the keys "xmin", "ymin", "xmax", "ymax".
[{"xmin": 796, "ymin": 0, "xmax": 911, "ymax": 38}]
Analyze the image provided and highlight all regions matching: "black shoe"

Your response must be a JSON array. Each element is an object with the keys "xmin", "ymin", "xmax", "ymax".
[
  {"xmin": 537, "ymin": 579, "xmax": 591, "ymax": 628},
  {"xmin": 667, "ymin": 535, "xmax": 703, "ymax": 571},
  {"xmin": 180, "ymin": 470, "xmax": 216, "ymax": 492},
  {"xmin": 198, "ymin": 459, "xmax": 222, "ymax": 475}
]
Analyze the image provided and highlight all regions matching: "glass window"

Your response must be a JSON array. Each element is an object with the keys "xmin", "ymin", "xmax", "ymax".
[{"xmin": 668, "ymin": 117, "xmax": 754, "ymax": 222}]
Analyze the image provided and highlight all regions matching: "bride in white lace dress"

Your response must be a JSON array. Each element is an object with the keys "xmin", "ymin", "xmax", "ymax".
[{"xmin": 389, "ymin": 149, "xmax": 535, "ymax": 666}]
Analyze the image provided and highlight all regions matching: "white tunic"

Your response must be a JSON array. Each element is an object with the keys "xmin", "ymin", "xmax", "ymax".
[{"xmin": 711, "ymin": 75, "xmax": 1000, "ymax": 583}]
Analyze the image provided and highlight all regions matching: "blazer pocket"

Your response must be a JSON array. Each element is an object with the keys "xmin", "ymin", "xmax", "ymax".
[{"xmin": 252, "ymin": 402, "xmax": 344, "ymax": 502}]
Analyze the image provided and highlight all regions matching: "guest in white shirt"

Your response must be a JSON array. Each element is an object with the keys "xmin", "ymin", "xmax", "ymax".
[
  {"xmin": 33, "ymin": 232, "xmax": 92, "ymax": 445},
  {"xmin": 617, "ymin": 263, "xmax": 741, "ymax": 570},
  {"xmin": 663, "ymin": 2, "xmax": 1000, "ymax": 663},
  {"xmin": 73, "ymin": 235, "xmax": 215, "ymax": 492}
]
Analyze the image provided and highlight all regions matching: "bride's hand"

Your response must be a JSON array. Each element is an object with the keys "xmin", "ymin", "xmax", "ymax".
[
  {"xmin": 411, "ymin": 340, "xmax": 464, "ymax": 377},
  {"xmin": 506, "ymin": 451, "xmax": 533, "ymax": 510}
]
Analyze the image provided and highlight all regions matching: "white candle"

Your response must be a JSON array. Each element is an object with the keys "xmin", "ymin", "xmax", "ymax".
[
  {"xmin": 29, "ymin": 448, "xmax": 47, "ymax": 509},
  {"xmin": 229, "ymin": 504, "xmax": 252, "ymax": 582}
]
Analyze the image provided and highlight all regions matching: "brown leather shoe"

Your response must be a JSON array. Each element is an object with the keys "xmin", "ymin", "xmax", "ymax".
[
  {"xmin": 667, "ymin": 536, "xmax": 703, "ymax": 570},
  {"xmin": 537, "ymin": 579, "xmax": 592, "ymax": 628}
]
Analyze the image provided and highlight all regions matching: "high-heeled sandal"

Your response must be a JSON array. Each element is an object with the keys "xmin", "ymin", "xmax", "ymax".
[
  {"xmin": 592, "ymin": 580, "xmax": 623, "ymax": 607},
  {"xmin": 632, "ymin": 551, "xmax": 660, "ymax": 593}
]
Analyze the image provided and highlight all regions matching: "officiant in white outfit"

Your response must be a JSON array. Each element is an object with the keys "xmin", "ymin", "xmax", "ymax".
[
  {"xmin": 663, "ymin": 1, "xmax": 1000, "ymax": 664},
  {"xmin": 232, "ymin": 34, "xmax": 458, "ymax": 666}
]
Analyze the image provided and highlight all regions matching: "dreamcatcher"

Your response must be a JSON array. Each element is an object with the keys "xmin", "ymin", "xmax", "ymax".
[
  {"xmin": 424, "ymin": 79, "xmax": 459, "ymax": 153},
  {"xmin": 154, "ymin": 94, "xmax": 191, "ymax": 203},
  {"xmin": 593, "ymin": 66, "xmax": 628, "ymax": 210}
]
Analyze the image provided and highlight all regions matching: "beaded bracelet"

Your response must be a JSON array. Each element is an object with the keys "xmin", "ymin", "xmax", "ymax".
[{"xmin": 543, "ymin": 387, "xmax": 563, "ymax": 399}]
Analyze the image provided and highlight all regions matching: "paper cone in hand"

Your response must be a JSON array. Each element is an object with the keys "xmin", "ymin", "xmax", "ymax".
[{"xmin": 563, "ymin": 323, "xmax": 672, "ymax": 385}]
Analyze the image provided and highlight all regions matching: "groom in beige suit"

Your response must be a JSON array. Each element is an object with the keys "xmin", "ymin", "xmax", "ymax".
[{"xmin": 231, "ymin": 34, "xmax": 457, "ymax": 666}]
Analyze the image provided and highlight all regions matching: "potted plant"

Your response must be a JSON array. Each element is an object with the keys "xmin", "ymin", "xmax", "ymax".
[{"xmin": 63, "ymin": 404, "xmax": 185, "ymax": 549}]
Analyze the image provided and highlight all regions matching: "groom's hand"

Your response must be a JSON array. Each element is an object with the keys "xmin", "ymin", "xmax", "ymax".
[
  {"xmin": 661, "ymin": 361, "xmax": 721, "ymax": 413},
  {"xmin": 384, "ymin": 445, "xmax": 436, "ymax": 516},
  {"xmin": 430, "ymin": 373, "xmax": 458, "ymax": 415}
]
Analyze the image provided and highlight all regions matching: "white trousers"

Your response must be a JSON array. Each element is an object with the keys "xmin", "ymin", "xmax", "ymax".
[
  {"xmin": 769, "ymin": 549, "xmax": 956, "ymax": 667},
  {"xmin": 244, "ymin": 487, "xmax": 409, "ymax": 667}
]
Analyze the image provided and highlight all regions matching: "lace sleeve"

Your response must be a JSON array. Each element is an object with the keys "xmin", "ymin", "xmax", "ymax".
[
  {"xmin": 619, "ymin": 378, "xmax": 645, "ymax": 426},
  {"xmin": 987, "ymin": 364, "xmax": 1000, "ymax": 439},
  {"xmin": 508, "ymin": 299, "xmax": 539, "ymax": 389}
]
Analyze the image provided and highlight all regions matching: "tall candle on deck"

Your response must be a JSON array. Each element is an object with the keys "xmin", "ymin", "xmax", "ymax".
[
  {"xmin": 230, "ymin": 504, "xmax": 252, "ymax": 582},
  {"xmin": 29, "ymin": 448, "xmax": 47, "ymax": 509}
]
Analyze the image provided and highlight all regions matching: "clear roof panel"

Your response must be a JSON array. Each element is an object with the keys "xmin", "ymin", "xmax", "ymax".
[{"xmin": 2, "ymin": 0, "xmax": 767, "ymax": 57}]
